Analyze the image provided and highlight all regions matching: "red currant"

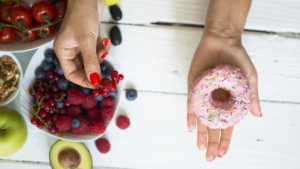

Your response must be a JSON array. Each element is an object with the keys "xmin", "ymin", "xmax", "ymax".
[
  {"xmin": 29, "ymin": 89, "xmax": 36, "ymax": 96},
  {"xmin": 111, "ymin": 70, "xmax": 118, "ymax": 76},
  {"xmin": 102, "ymin": 82, "xmax": 112, "ymax": 92},
  {"xmin": 38, "ymin": 85, "xmax": 46, "ymax": 92},
  {"xmin": 51, "ymin": 83, "xmax": 59, "ymax": 92},
  {"xmin": 43, "ymin": 102, "xmax": 51, "ymax": 111},
  {"xmin": 58, "ymin": 107, "xmax": 67, "ymax": 115},
  {"xmin": 112, "ymin": 79, "xmax": 119, "ymax": 85},
  {"xmin": 53, "ymin": 92, "xmax": 60, "ymax": 99},
  {"xmin": 47, "ymin": 71, "xmax": 55, "ymax": 79},
  {"xmin": 49, "ymin": 125, "xmax": 59, "ymax": 134},
  {"xmin": 45, "ymin": 116, "xmax": 54, "ymax": 124},
  {"xmin": 33, "ymin": 105, "xmax": 39, "ymax": 111},
  {"xmin": 48, "ymin": 109, "xmax": 55, "ymax": 114},
  {"xmin": 33, "ymin": 82, "xmax": 39, "ymax": 90},
  {"xmin": 37, "ymin": 120, "xmax": 45, "ymax": 129},
  {"xmin": 111, "ymin": 74, "xmax": 118, "ymax": 81},
  {"xmin": 52, "ymin": 67, "xmax": 57, "ymax": 73},
  {"xmin": 39, "ymin": 109, "xmax": 48, "ymax": 118},
  {"xmin": 35, "ymin": 91, "xmax": 44, "ymax": 99},
  {"xmin": 54, "ymin": 74, "xmax": 61, "ymax": 82},
  {"xmin": 52, "ymin": 113, "xmax": 59, "ymax": 120},
  {"xmin": 48, "ymin": 98, "xmax": 56, "ymax": 107},
  {"xmin": 102, "ymin": 91, "xmax": 110, "ymax": 97},
  {"xmin": 44, "ymin": 92, "xmax": 52, "ymax": 100},
  {"xmin": 93, "ymin": 88, "xmax": 101, "ymax": 97},
  {"xmin": 64, "ymin": 100, "xmax": 70, "ymax": 107},
  {"xmin": 118, "ymin": 74, "xmax": 124, "ymax": 80},
  {"xmin": 31, "ymin": 116, "xmax": 38, "ymax": 124},
  {"xmin": 110, "ymin": 84, "xmax": 117, "ymax": 92},
  {"xmin": 101, "ymin": 77, "xmax": 110, "ymax": 84},
  {"xmin": 42, "ymin": 80, "xmax": 49, "ymax": 88}
]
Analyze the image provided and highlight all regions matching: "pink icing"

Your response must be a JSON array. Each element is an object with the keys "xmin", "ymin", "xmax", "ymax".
[{"xmin": 190, "ymin": 65, "xmax": 251, "ymax": 129}]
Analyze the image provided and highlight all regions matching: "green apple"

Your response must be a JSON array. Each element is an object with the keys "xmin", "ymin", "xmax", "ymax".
[{"xmin": 0, "ymin": 107, "xmax": 28, "ymax": 156}]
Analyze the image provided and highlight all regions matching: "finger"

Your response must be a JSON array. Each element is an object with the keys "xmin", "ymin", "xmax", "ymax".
[
  {"xmin": 96, "ymin": 37, "xmax": 109, "ymax": 63},
  {"xmin": 79, "ymin": 38, "xmax": 101, "ymax": 85},
  {"xmin": 187, "ymin": 98, "xmax": 196, "ymax": 132},
  {"xmin": 197, "ymin": 119, "xmax": 207, "ymax": 151},
  {"xmin": 218, "ymin": 126, "xmax": 234, "ymax": 157},
  {"xmin": 102, "ymin": 38, "xmax": 111, "ymax": 51},
  {"xmin": 206, "ymin": 128, "xmax": 220, "ymax": 162},
  {"xmin": 248, "ymin": 74, "xmax": 262, "ymax": 117}
]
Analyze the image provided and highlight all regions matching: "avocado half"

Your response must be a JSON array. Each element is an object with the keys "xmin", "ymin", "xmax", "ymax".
[{"xmin": 49, "ymin": 140, "xmax": 92, "ymax": 169}]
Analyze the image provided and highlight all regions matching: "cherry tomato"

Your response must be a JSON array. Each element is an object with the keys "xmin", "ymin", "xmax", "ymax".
[
  {"xmin": 0, "ymin": 26, "xmax": 16, "ymax": 44},
  {"xmin": 53, "ymin": 0, "xmax": 67, "ymax": 20},
  {"xmin": 0, "ymin": 1, "xmax": 17, "ymax": 23},
  {"xmin": 10, "ymin": 3, "xmax": 32, "ymax": 26},
  {"xmin": 31, "ymin": 0, "xmax": 54, "ymax": 23},
  {"xmin": 17, "ymin": 21, "xmax": 38, "ymax": 42},
  {"xmin": 35, "ymin": 21, "xmax": 57, "ymax": 38}
]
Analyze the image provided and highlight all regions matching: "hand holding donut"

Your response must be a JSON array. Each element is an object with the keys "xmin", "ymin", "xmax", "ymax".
[
  {"xmin": 187, "ymin": 0, "xmax": 262, "ymax": 162},
  {"xmin": 54, "ymin": 0, "xmax": 110, "ymax": 87}
]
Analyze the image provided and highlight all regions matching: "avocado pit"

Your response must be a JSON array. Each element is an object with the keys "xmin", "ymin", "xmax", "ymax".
[{"xmin": 58, "ymin": 149, "xmax": 81, "ymax": 169}]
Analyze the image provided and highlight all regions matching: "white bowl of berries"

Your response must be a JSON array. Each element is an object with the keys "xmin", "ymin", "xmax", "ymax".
[
  {"xmin": 0, "ymin": 0, "xmax": 67, "ymax": 52},
  {"xmin": 20, "ymin": 42, "xmax": 124, "ymax": 142}
]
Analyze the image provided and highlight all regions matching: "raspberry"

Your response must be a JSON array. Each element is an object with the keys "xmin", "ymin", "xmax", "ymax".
[
  {"xmin": 95, "ymin": 138, "xmax": 110, "ymax": 153},
  {"xmin": 116, "ymin": 115, "xmax": 130, "ymax": 129},
  {"xmin": 67, "ymin": 105, "xmax": 82, "ymax": 117},
  {"xmin": 81, "ymin": 94, "xmax": 98, "ymax": 109},
  {"xmin": 55, "ymin": 115, "xmax": 72, "ymax": 131},
  {"xmin": 67, "ymin": 88, "xmax": 85, "ymax": 105},
  {"xmin": 90, "ymin": 119, "xmax": 106, "ymax": 135},
  {"xmin": 87, "ymin": 108, "xmax": 102, "ymax": 121},
  {"xmin": 100, "ymin": 97, "xmax": 115, "ymax": 107},
  {"xmin": 100, "ymin": 106, "xmax": 115, "ymax": 120},
  {"xmin": 71, "ymin": 116, "xmax": 90, "ymax": 135}
]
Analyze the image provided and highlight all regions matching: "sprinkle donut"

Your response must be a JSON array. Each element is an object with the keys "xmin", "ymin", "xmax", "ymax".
[{"xmin": 190, "ymin": 65, "xmax": 251, "ymax": 129}]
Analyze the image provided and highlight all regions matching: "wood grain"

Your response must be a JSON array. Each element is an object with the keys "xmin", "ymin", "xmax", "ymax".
[
  {"xmin": 0, "ymin": 92, "xmax": 300, "ymax": 168},
  {"xmin": 101, "ymin": 0, "xmax": 300, "ymax": 33}
]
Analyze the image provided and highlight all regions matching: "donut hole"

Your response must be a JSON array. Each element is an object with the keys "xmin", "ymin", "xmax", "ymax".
[{"xmin": 212, "ymin": 88, "xmax": 231, "ymax": 102}]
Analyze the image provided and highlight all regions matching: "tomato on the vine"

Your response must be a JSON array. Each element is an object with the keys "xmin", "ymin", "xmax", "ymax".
[
  {"xmin": 0, "ymin": 26, "xmax": 16, "ymax": 44},
  {"xmin": 31, "ymin": 0, "xmax": 55, "ymax": 23},
  {"xmin": 35, "ymin": 21, "xmax": 57, "ymax": 38},
  {"xmin": 53, "ymin": 0, "xmax": 67, "ymax": 21},
  {"xmin": 17, "ymin": 21, "xmax": 38, "ymax": 42},
  {"xmin": 10, "ymin": 3, "xmax": 32, "ymax": 26},
  {"xmin": 0, "ymin": 1, "xmax": 17, "ymax": 23}
]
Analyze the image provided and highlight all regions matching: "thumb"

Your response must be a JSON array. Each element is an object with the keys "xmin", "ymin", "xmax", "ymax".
[{"xmin": 79, "ymin": 38, "xmax": 101, "ymax": 85}]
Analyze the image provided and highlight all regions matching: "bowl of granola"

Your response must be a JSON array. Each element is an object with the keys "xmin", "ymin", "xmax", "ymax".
[{"xmin": 0, "ymin": 52, "xmax": 22, "ymax": 106}]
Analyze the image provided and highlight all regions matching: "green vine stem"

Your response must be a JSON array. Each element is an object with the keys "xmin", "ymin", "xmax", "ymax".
[{"xmin": 0, "ymin": 18, "xmax": 63, "ymax": 32}]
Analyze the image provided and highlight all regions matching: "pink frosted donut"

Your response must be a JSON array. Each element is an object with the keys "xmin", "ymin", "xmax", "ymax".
[{"xmin": 190, "ymin": 65, "xmax": 251, "ymax": 129}]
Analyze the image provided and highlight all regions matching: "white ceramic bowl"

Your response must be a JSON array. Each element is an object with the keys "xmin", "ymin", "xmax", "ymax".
[
  {"xmin": 0, "ymin": 52, "xmax": 23, "ymax": 106},
  {"xmin": 20, "ymin": 42, "xmax": 123, "ymax": 142}
]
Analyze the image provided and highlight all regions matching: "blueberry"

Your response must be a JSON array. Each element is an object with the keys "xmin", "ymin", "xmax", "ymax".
[
  {"xmin": 102, "ymin": 69, "xmax": 112, "ymax": 78},
  {"xmin": 109, "ymin": 90, "xmax": 118, "ymax": 98},
  {"xmin": 79, "ymin": 86, "xmax": 90, "ymax": 94},
  {"xmin": 35, "ymin": 68, "xmax": 46, "ymax": 79},
  {"xmin": 100, "ymin": 62, "xmax": 108, "ymax": 72},
  {"xmin": 41, "ymin": 60, "xmax": 53, "ymax": 71},
  {"xmin": 71, "ymin": 118, "xmax": 81, "ymax": 128},
  {"xmin": 53, "ymin": 57, "xmax": 59, "ymax": 66},
  {"xmin": 57, "ymin": 77, "xmax": 71, "ymax": 90},
  {"xmin": 44, "ymin": 50, "xmax": 56, "ymax": 63},
  {"xmin": 94, "ymin": 94, "xmax": 104, "ymax": 101},
  {"xmin": 70, "ymin": 83, "xmax": 79, "ymax": 88},
  {"xmin": 55, "ymin": 101, "xmax": 64, "ymax": 109},
  {"xmin": 126, "ymin": 89, "xmax": 137, "ymax": 101},
  {"xmin": 56, "ymin": 64, "xmax": 64, "ymax": 75}
]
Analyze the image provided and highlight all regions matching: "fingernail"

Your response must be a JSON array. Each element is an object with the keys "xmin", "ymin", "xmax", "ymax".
[
  {"xmin": 218, "ymin": 155, "xmax": 222, "ymax": 158},
  {"xmin": 104, "ymin": 38, "xmax": 109, "ymax": 46},
  {"xmin": 89, "ymin": 72, "xmax": 100, "ymax": 85},
  {"xmin": 101, "ymin": 52, "xmax": 108, "ymax": 59}
]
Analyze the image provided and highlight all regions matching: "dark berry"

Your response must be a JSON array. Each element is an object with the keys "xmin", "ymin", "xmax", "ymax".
[
  {"xmin": 41, "ymin": 60, "xmax": 54, "ymax": 71},
  {"xmin": 71, "ymin": 118, "xmax": 81, "ymax": 128},
  {"xmin": 57, "ymin": 77, "xmax": 71, "ymax": 90},
  {"xmin": 70, "ymin": 83, "xmax": 78, "ymax": 88},
  {"xmin": 126, "ymin": 89, "xmax": 137, "ymax": 101},
  {"xmin": 45, "ymin": 116, "xmax": 54, "ymax": 124},
  {"xmin": 56, "ymin": 64, "xmax": 64, "ymax": 75},
  {"xmin": 64, "ymin": 100, "xmax": 70, "ymax": 107},
  {"xmin": 51, "ymin": 83, "xmax": 59, "ymax": 92},
  {"xmin": 53, "ymin": 92, "xmax": 60, "ymax": 99},
  {"xmin": 109, "ymin": 90, "xmax": 118, "ymax": 98},
  {"xmin": 94, "ymin": 94, "xmax": 104, "ymax": 101},
  {"xmin": 38, "ymin": 85, "xmax": 46, "ymax": 92},
  {"xmin": 118, "ymin": 74, "xmax": 124, "ymax": 80},
  {"xmin": 56, "ymin": 100, "xmax": 64, "ymax": 109},
  {"xmin": 52, "ymin": 113, "xmax": 59, "ymax": 120},
  {"xmin": 47, "ymin": 71, "xmax": 55, "ymax": 79},
  {"xmin": 39, "ymin": 109, "xmax": 48, "ymax": 118},
  {"xmin": 100, "ymin": 61, "xmax": 108, "ymax": 72},
  {"xmin": 35, "ymin": 91, "xmax": 44, "ymax": 99},
  {"xmin": 80, "ymin": 86, "xmax": 90, "ymax": 94},
  {"xmin": 54, "ymin": 74, "xmax": 61, "ymax": 82},
  {"xmin": 49, "ymin": 109, "xmax": 55, "ymax": 114},
  {"xmin": 44, "ymin": 92, "xmax": 52, "ymax": 99},
  {"xmin": 48, "ymin": 125, "xmax": 59, "ymax": 134},
  {"xmin": 53, "ymin": 57, "xmax": 59, "ymax": 66},
  {"xmin": 44, "ymin": 50, "xmax": 56, "ymax": 63},
  {"xmin": 35, "ymin": 68, "xmax": 46, "ymax": 79},
  {"xmin": 43, "ymin": 102, "xmax": 51, "ymax": 111}
]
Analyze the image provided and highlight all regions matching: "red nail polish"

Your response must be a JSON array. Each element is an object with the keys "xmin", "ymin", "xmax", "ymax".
[
  {"xmin": 101, "ymin": 52, "xmax": 108, "ymax": 59},
  {"xmin": 90, "ymin": 72, "xmax": 100, "ymax": 85},
  {"xmin": 218, "ymin": 155, "xmax": 222, "ymax": 158},
  {"xmin": 104, "ymin": 39, "xmax": 109, "ymax": 46}
]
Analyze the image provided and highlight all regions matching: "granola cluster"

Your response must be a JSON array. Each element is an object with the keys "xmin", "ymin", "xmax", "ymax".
[{"xmin": 0, "ymin": 56, "xmax": 20, "ymax": 101}]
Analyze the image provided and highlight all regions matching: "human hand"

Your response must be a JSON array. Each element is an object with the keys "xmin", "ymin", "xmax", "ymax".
[
  {"xmin": 54, "ymin": 0, "xmax": 110, "ymax": 87},
  {"xmin": 187, "ymin": 31, "xmax": 262, "ymax": 162}
]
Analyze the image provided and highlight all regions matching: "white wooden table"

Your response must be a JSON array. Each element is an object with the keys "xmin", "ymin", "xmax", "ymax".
[{"xmin": 1, "ymin": 0, "xmax": 300, "ymax": 168}]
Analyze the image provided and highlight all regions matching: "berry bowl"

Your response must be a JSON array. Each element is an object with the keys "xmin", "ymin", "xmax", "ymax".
[
  {"xmin": 20, "ymin": 42, "xmax": 123, "ymax": 142},
  {"xmin": 0, "ymin": 51, "xmax": 23, "ymax": 106}
]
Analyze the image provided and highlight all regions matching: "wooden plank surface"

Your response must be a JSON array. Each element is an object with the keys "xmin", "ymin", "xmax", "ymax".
[
  {"xmin": 0, "ymin": 92, "xmax": 300, "ymax": 168},
  {"xmin": 101, "ymin": 0, "xmax": 300, "ymax": 33}
]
